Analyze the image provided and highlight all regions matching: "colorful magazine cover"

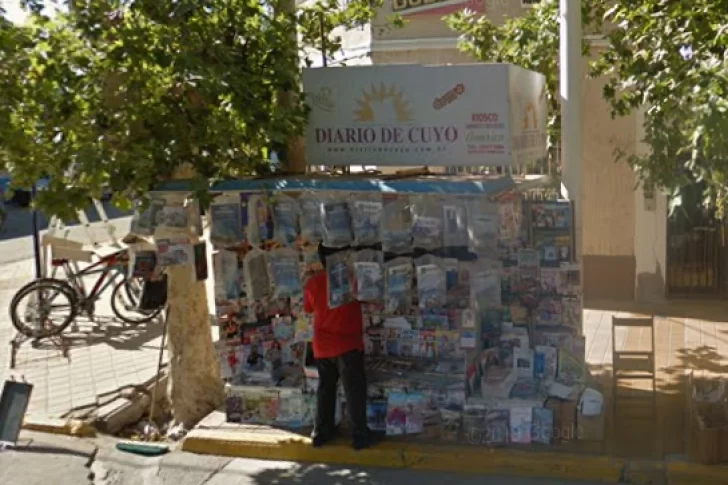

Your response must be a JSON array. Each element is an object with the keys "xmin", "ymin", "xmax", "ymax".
[
  {"xmin": 540, "ymin": 267, "xmax": 560, "ymax": 296},
  {"xmin": 385, "ymin": 328, "xmax": 401, "ymax": 357},
  {"xmin": 411, "ymin": 195, "xmax": 443, "ymax": 251},
  {"xmin": 484, "ymin": 410, "xmax": 509, "ymax": 446},
  {"xmin": 386, "ymin": 391, "xmax": 408, "ymax": 435},
  {"xmin": 534, "ymin": 345, "xmax": 558, "ymax": 380},
  {"xmin": 405, "ymin": 392, "xmax": 426, "ymax": 434},
  {"xmin": 442, "ymin": 199, "xmax": 468, "ymax": 249},
  {"xmin": 327, "ymin": 250, "xmax": 353, "ymax": 308},
  {"xmin": 531, "ymin": 202, "xmax": 571, "ymax": 230},
  {"xmin": 381, "ymin": 194, "xmax": 413, "ymax": 254},
  {"xmin": 514, "ymin": 348, "xmax": 535, "ymax": 379},
  {"xmin": 536, "ymin": 298, "xmax": 563, "ymax": 326},
  {"xmin": 157, "ymin": 201, "xmax": 188, "ymax": 230},
  {"xmin": 157, "ymin": 237, "xmax": 194, "ymax": 266},
  {"xmin": 247, "ymin": 194, "xmax": 275, "ymax": 245},
  {"xmin": 509, "ymin": 378, "xmax": 539, "ymax": 400},
  {"xmin": 418, "ymin": 330, "xmax": 437, "ymax": 360},
  {"xmin": 384, "ymin": 259, "xmax": 413, "ymax": 315},
  {"xmin": 436, "ymin": 330, "xmax": 461, "ymax": 360},
  {"xmin": 399, "ymin": 329, "xmax": 419, "ymax": 358},
  {"xmin": 557, "ymin": 349, "xmax": 586, "ymax": 385},
  {"xmin": 416, "ymin": 260, "xmax": 446, "ymax": 310},
  {"xmin": 352, "ymin": 249, "xmax": 384, "ymax": 303},
  {"xmin": 243, "ymin": 249, "xmax": 271, "ymax": 301},
  {"xmin": 534, "ymin": 233, "xmax": 572, "ymax": 267},
  {"xmin": 467, "ymin": 200, "xmax": 500, "ymax": 255},
  {"xmin": 562, "ymin": 297, "xmax": 581, "ymax": 329},
  {"xmin": 225, "ymin": 388, "xmax": 244, "ymax": 422},
  {"xmin": 470, "ymin": 264, "xmax": 502, "ymax": 309},
  {"xmin": 131, "ymin": 250, "xmax": 157, "ymax": 279}
]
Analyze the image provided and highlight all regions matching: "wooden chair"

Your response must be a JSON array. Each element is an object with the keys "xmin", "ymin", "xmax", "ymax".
[{"xmin": 611, "ymin": 316, "xmax": 658, "ymax": 455}]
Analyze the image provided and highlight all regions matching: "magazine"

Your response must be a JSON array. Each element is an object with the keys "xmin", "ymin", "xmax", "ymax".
[
  {"xmin": 418, "ymin": 330, "xmax": 437, "ymax": 360},
  {"xmin": 367, "ymin": 399, "xmax": 388, "ymax": 432},
  {"xmin": 536, "ymin": 298, "xmax": 563, "ymax": 326},
  {"xmin": 210, "ymin": 199, "xmax": 245, "ymax": 246},
  {"xmin": 514, "ymin": 348, "xmax": 535, "ymax": 379},
  {"xmin": 436, "ymin": 330, "xmax": 462, "ymax": 360},
  {"xmin": 405, "ymin": 392, "xmax": 426, "ymax": 434},
  {"xmin": 381, "ymin": 195, "xmax": 413, "ymax": 254},
  {"xmin": 534, "ymin": 233, "xmax": 572, "ymax": 267},
  {"xmin": 386, "ymin": 391, "xmax": 408, "ymax": 435},
  {"xmin": 384, "ymin": 258, "xmax": 413, "ymax": 315},
  {"xmin": 268, "ymin": 248, "xmax": 303, "ymax": 299},
  {"xmin": 157, "ymin": 201, "xmax": 189, "ymax": 230},
  {"xmin": 241, "ymin": 388, "xmax": 280, "ymax": 424},
  {"xmin": 470, "ymin": 263, "xmax": 502, "ymax": 309},
  {"xmin": 442, "ymin": 199, "xmax": 468, "ymax": 248},
  {"xmin": 275, "ymin": 389, "xmax": 308, "ymax": 428},
  {"xmin": 415, "ymin": 257, "xmax": 446, "ymax": 310},
  {"xmin": 157, "ymin": 237, "xmax": 194, "ymax": 266},
  {"xmin": 217, "ymin": 343, "xmax": 244, "ymax": 380},
  {"xmin": 562, "ymin": 297, "xmax": 581, "ymax": 329},
  {"xmin": 530, "ymin": 202, "xmax": 571, "ymax": 230},
  {"xmin": 557, "ymin": 349, "xmax": 585, "ymax": 385},
  {"xmin": 321, "ymin": 196, "xmax": 353, "ymax": 248},
  {"xmin": 326, "ymin": 250, "xmax": 353, "ymax": 308},
  {"xmin": 131, "ymin": 197, "xmax": 165, "ymax": 236},
  {"xmin": 298, "ymin": 192, "xmax": 323, "ymax": 244},
  {"xmin": 509, "ymin": 378, "xmax": 539, "ymax": 400},
  {"xmin": 272, "ymin": 194, "xmax": 300, "ymax": 247},
  {"xmin": 399, "ymin": 329, "xmax": 419, "ymax": 358},
  {"xmin": 349, "ymin": 195, "xmax": 382, "ymax": 246},
  {"xmin": 243, "ymin": 249, "xmax": 271, "ymax": 301},
  {"xmin": 484, "ymin": 410, "xmax": 509, "ymax": 446},
  {"xmin": 411, "ymin": 195, "xmax": 443, "ymax": 251},
  {"xmin": 509, "ymin": 407, "xmax": 533, "ymax": 444},
  {"xmin": 352, "ymin": 249, "xmax": 384, "ymax": 303},
  {"xmin": 498, "ymin": 199, "xmax": 520, "ymax": 241},
  {"xmin": 467, "ymin": 200, "xmax": 500, "ymax": 255},
  {"xmin": 247, "ymin": 194, "xmax": 274, "ymax": 245},
  {"xmin": 130, "ymin": 250, "xmax": 157, "ymax": 279},
  {"xmin": 517, "ymin": 249, "xmax": 540, "ymax": 281},
  {"xmin": 540, "ymin": 267, "xmax": 560, "ymax": 296},
  {"xmin": 534, "ymin": 345, "xmax": 558, "ymax": 381},
  {"xmin": 532, "ymin": 407, "xmax": 554, "ymax": 445},
  {"xmin": 225, "ymin": 390, "xmax": 243, "ymax": 422}
]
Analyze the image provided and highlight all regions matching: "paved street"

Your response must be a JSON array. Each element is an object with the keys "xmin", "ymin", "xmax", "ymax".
[{"xmin": 1, "ymin": 431, "xmax": 604, "ymax": 485}]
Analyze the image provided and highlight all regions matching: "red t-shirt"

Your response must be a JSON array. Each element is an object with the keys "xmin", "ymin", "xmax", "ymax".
[{"xmin": 303, "ymin": 271, "xmax": 364, "ymax": 359}]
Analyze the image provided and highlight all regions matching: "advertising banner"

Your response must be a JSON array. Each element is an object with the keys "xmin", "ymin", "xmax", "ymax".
[{"xmin": 303, "ymin": 64, "xmax": 547, "ymax": 168}]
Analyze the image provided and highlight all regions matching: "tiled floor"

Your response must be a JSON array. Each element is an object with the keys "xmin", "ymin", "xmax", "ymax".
[
  {"xmin": 0, "ymin": 258, "xmax": 164, "ymax": 418},
  {"xmin": 583, "ymin": 299, "xmax": 728, "ymax": 459}
]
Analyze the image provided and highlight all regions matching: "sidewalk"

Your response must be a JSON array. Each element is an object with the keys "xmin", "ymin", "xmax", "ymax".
[{"xmin": 0, "ymin": 257, "xmax": 164, "ymax": 420}]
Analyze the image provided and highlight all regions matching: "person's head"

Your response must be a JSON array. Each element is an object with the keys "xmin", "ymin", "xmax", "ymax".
[{"xmin": 317, "ymin": 243, "xmax": 338, "ymax": 269}]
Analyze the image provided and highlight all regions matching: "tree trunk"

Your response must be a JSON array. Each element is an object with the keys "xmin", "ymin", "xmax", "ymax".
[
  {"xmin": 165, "ymin": 261, "xmax": 224, "ymax": 429},
  {"xmin": 159, "ymin": 167, "xmax": 223, "ymax": 430}
]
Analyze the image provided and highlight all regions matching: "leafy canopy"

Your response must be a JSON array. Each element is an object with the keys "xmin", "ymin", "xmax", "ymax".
[
  {"xmin": 446, "ymin": 0, "xmax": 605, "ymax": 171},
  {"xmin": 591, "ymin": 0, "xmax": 728, "ymax": 213},
  {"xmin": 0, "ymin": 0, "xmax": 393, "ymax": 220}
]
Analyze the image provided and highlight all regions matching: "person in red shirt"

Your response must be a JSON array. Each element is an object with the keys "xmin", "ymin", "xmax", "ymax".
[{"xmin": 304, "ymin": 243, "xmax": 373, "ymax": 450}]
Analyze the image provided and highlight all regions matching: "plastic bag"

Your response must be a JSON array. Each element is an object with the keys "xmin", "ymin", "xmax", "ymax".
[
  {"xmin": 326, "ymin": 250, "xmax": 353, "ymax": 308},
  {"xmin": 351, "ymin": 249, "xmax": 384, "ymax": 303},
  {"xmin": 384, "ymin": 258, "xmax": 413, "ymax": 314},
  {"xmin": 442, "ymin": 198, "xmax": 468, "ymax": 249},
  {"xmin": 244, "ymin": 248, "xmax": 271, "ymax": 301},
  {"xmin": 320, "ymin": 194, "xmax": 353, "ymax": 248},
  {"xmin": 299, "ymin": 191, "xmax": 323, "ymax": 244},
  {"xmin": 381, "ymin": 195, "xmax": 412, "ymax": 254},
  {"xmin": 268, "ymin": 248, "xmax": 303, "ymax": 299},
  {"xmin": 415, "ymin": 255, "xmax": 446, "ymax": 310},
  {"xmin": 247, "ymin": 193, "xmax": 274, "ymax": 246},
  {"xmin": 349, "ymin": 193, "xmax": 382, "ymax": 246},
  {"xmin": 272, "ymin": 194, "xmax": 300, "ymax": 247},
  {"xmin": 467, "ymin": 199, "xmax": 500, "ymax": 255},
  {"xmin": 411, "ymin": 195, "xmax": 443, "ymax": 251}
]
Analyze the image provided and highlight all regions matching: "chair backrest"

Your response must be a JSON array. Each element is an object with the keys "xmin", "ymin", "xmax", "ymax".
[{"xmin": 612, "ymin": 316, "xmax": 655, "ymax": 329}]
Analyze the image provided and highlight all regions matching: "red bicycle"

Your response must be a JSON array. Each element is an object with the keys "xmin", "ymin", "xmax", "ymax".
[{"xmin": 9, "ymin": 249, "xmax": 164, "ymax": 338}]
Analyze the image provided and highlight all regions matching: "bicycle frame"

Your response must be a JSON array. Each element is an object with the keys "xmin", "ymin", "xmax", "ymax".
[{"xmin": 51, "ymin": 251, "xmax": 129, "ymax": 303}]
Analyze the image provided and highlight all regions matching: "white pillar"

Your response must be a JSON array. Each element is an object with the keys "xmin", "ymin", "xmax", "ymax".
[{"xmin": 560, "ymin": 0, "xmax": 582, "ymax": 263}]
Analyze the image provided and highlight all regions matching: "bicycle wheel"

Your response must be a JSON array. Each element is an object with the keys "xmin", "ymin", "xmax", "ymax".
[
  {"xmin": 111, "ymin": 277, "xmax": 163, "ymax": 324},
  {"xmin": 10, "ymin": 278, "xmax": 78, "ymax": 338}
]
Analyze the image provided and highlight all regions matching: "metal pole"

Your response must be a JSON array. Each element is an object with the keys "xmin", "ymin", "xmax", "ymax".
[
  {"xmin": 559, "ymin": 0, "xmax": 582, "ymax": 263},
  {"xmin": 319, "ymin": 12, "xmax": 327, "ymax": 67},
  {"xmin": 31, "ymin": 184, "xmax": 42, "ymax": 279}
]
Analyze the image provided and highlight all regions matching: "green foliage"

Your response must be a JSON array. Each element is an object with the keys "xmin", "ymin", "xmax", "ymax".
[
  {"xmin": 446, "ymin": 0, "xmax": 605, "ymax": 169},
  {"xmin": 592, "ymin": 0, "xmax": 728, "ymax": 214},
  {"xmin": 0, "ymin": 0, "xmax": 389, "ymax": 220}
]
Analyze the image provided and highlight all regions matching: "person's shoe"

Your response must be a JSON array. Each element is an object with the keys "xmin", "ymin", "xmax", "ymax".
[{"xmin": 312, "ymin": 433, "xmax": 333, "ymax": 448}]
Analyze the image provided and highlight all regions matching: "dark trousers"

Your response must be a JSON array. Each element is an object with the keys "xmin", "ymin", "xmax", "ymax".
[{"xmin": 315, "ymin": 349, "xmax": 368, "ymax": 439}]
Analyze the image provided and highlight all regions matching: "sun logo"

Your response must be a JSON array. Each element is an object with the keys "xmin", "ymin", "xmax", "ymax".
[{"xmin": 354, "ymin": 83, "xmax": 412, "ymax": 122}]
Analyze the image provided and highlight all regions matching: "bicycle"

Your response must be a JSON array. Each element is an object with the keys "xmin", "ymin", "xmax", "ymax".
[{"xmin": 9, "ymin": 249, "xmax": 164, "ymax": 339}]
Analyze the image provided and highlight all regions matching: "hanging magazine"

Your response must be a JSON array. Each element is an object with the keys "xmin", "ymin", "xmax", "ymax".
[
  {"xmin": 470, "ymin": 261, "xmax": 503, "ymax": 309},
  {"xmin": 268, "ymin": 248, "xmax": 302, "ymax": 299},
  {"xmin": 321, "ymin": 195, "xmax": 353, "ymax": 248},
  {"xmin": 326, "ymin": 250, "xmax": 353, "ymax": 308},
  {"xmin": 272, "ymin": 194, "xmax": 300, "ymax": 247},
  {"xmin": 247, "ymin": 193, "xmax": 274, "ymax": 246},
  {"xmin": 411, "ymin": 195, "xmax": 443, "ymax": 251},
  {"xmin": 210, "ymin": 200, "xmax": 245, "ymax": 246},
  {"xmin": 349, "ymin": 193, "xmax": 382, "ymax": 246},
  {"xmin": 298, "ymin": 191, "xmax": 323, "ymax": 244},
  {"xmin": 415, "ymin": 255, "xmax": 446, "ymax": 310},
  {"xmin": 351, "ymin": 249, "xmax": 384, "ymax": 303},
  {"xmin": 243, "ymin": 248, "xmax": 271, "ymax": 301},
  {"xmin": 442, "ymin": 198, "xmax": 468, "ymax": 249},
  {"xmin": 384, "ymin": 258, "xmax": 413, "ymax": 315},
  {"xmin": 381, "ymin": 195, "xmax": 412, "ymax": 254},
  {"xmin": 467, "ymin": 199, "xmax": 500, "ymax": 255}
]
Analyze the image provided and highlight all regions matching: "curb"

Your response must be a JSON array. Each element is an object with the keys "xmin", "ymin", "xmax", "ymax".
[
  {"xmin": 22, "ymin": 417, "xmax": 97, "ymax": 438},
  {"xmin": 181, "ymin": 429, "xmax": 728, "ymax": 484}
]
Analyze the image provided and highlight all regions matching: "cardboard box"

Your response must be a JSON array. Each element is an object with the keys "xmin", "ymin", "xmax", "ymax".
[
  {"xmin": 577, "ymin": 412, "xmax": 605, "ymax": 441},
  {"xmin": 545, "ymin": 397, "xmax": 577, "ymax": 442}
]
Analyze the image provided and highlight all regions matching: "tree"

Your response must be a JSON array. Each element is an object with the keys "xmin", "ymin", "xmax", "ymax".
[
  {"xmin": 445, "ymin": 0, "xmax": 605, "ymax": 172},
  {"xmin": 0, "ymin": 0, "xmax": 391, "ymax": 430},
  {"xmin": 591, "ymin": 1, "xmax": 728, "ymax": 214}
]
